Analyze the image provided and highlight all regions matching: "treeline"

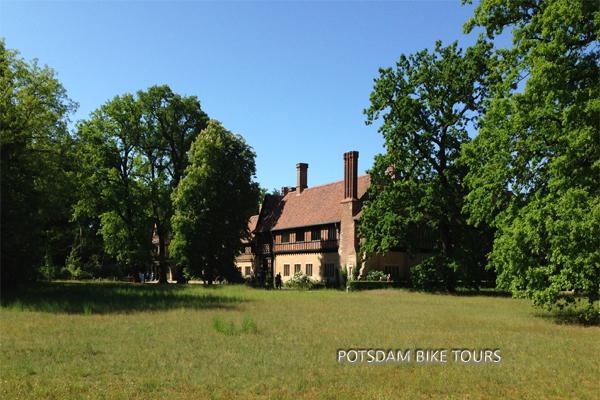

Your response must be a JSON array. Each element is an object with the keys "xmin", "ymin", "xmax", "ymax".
[
  {"xmin": 1, "ymin": 40, "xmax": 260, "ymax": 289},
  {"xmin": 359, "ymin": 0, "xmax": 598, "ymax": 312}
]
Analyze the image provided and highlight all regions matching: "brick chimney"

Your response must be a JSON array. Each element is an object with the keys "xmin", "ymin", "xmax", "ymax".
[
  {"xmin": 339, "ymin": 151, "xmax": 360, "ymax": 280},
  {"xmin": 343, "ymin": 151, "xmax": 358, "ymax": 200},
  {"xmin": 296, "ymin": 163, "xmax": 308, "ymax": 194},
  {"xmin": 281, "ymin": 187, "xmax": 289, "ymax": 196}
]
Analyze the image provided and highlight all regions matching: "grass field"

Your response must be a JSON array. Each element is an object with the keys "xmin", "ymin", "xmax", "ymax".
[{"xmin": 1, "ymin": 282, "xmax": 598, "ymax": 399}]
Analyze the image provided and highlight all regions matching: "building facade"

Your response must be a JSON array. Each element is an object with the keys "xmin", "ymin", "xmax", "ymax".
[{"xmin": 235, "ymin": 151, "xmax": 431, "ymax": 284}]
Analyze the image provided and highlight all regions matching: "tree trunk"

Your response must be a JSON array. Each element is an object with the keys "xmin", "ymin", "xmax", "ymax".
[{"xmin": 157, "ymin": 226, "xmax": 169, "ymax": 284}]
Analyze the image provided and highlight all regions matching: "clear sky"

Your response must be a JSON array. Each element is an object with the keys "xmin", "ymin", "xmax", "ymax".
[{"xmin": 2, "ymin": 1, "xmax": 508, "ymax": 192}]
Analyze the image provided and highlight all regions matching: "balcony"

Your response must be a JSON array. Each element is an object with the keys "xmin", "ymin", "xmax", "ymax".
[
  {"xmin": 273, "ymin": 239, "xmax": 339, "ymax": 254},
  {"xmin": 236, "ymin": 254, "xmax": 256, "ymax": 262}
]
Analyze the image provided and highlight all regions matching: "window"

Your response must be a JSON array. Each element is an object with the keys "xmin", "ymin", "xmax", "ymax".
[
  {"xmin": 306, "ymin": 263, "xmax": 313, "ymax": 276},
  {"xmin": 311, "ymin": 228, "xmax": 321, "ymax": 241},
  {"xmin": 283, "ymin": 264, "xmax": 290, "ymax": 277},
  {"xmin": 294, "ymin": 263, "xmax": 301, "ymax": 274},
  {"xmin": 245, "ymin": 266, "xmax": 251, "ymax": 276},
  {"xmin": 384, "ymin": 265, "xmax": 401, "ymax": 279},
  {"xmin": 245, "ymin": 246, "xmax": 252, "ymax": 254},
  {"xmin": 281, "ymin": 232, "xmax": 290, "ymax": 243},
  {"xmin": 328, "ymin": 226, "xmax": 336, "ymax": 240},
  {"xmin": 324, "ymin": 263, "xmax": 335, "ymax": 278},
  {"xmin": 296, "ymin": 230, "xmax": 304, "ymax": 242}
]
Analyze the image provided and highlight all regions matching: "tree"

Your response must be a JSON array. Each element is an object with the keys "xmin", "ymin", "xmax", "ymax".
[
  {"xmin": 137, "ymin": 85, "xmax": 209, "ymax": 283},
  {"xmin": 461, "ymin": 0, "xmax": 599, "ymax": 312},
  {"xmin": 74, "ymin": 94, "xmax": 153, "ymax": 279},
  {"xmin": 359, "ymin": 39, "xmax": 496, "ymax": 290},
  {"xmin": 170, "ymin": 120, "xmax": 260, "ymax": 284},
  {"xmin": 74, "ymin": 86, "xmax": 210, "ymax": 283},
  {"xmin": 1, "ymin": 40, "xmax": 78, "ymax": 289}
]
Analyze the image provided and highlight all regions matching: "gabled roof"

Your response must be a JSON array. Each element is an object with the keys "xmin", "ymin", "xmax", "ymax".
[
  {"xmin": 256, "ymin": 174, "xmax": 370, "ymax": 232},
  {"xmin": 242, "ymin": 215, "xmax": 259, "ymax": 243}
]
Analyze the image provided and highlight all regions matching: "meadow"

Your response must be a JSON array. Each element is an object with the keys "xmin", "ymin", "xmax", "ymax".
[{"xmin": 1, "ymin": 282, "xmax": 598, "ymax": 399}]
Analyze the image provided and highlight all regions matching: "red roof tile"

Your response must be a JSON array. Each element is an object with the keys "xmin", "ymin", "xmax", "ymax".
[
  {"xmin": 256, "ymin": 175, "xmax": 370, "ymax": 232},
  {"xmin": 242, "ymin": 215, "xmax": 259, "ymax": 243}
]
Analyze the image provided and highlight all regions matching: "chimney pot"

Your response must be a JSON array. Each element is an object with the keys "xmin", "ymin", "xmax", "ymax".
[{"xmin": 296, "ymin": 163, "xmax": 308, "ymax": 194}]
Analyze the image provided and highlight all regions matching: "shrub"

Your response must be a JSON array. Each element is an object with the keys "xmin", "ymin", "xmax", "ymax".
[
  {"xmin": 352, "ymin": 265, "xmax": 360, "ymax": 281},
  {"xmin": 410, "ymin": 258, "xmax": 443, "ymax": 291},
  {"xmin": 366, "ymin": 270, "xmax": 387, "ymax": 282},
  {"xmin": 348, "ymin": 281, "xmax": 410, "ymax": 291},
  {"xmin": 288, "ymin": 271, "xmax": 316, "ymax": 291}
]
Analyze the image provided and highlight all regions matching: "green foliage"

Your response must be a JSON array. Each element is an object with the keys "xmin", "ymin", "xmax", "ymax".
[
  {"xmin": 352, "ymin": 264, "xmax": 360, "ymax": 281},
  {"xmin": 213, "ymin": 316, "xmax": 257, "ymax": 335},
  {"xmin": 348, "ymin": 281, "xmax": 409, "ymax": 291},
  {"xmin": 170, "ymin": 120, "xmax": 261, "ymax": 284},
  {"xmin": 1, "ymin": 40, "xmax": 79, "ymax": 289},
  {"xmin": 341, "ymin": 266, "xmax": 348, "ymax": 287},
  {"xmin": 74, "ymin": 85, "xmax": 209, "ymax": 281},
  {"xmin": 287, "ymin": 271, "xmax": 315, "ymax": 291},
  {"xmin": 461, "ymin": 0, "xmax": 599, "ymax": 310},
  {"xmin": 75, "ymin": 93, "xmax": 153, "ymax": 276},
  {"xmin": 359, "ymin": 39, "xmax": 496, "ymax": 291},
  {"xmin": 365, "ymin": 270, "xmax": 387, "ymax": 282}
]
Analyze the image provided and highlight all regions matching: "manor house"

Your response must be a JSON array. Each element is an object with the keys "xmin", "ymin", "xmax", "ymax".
[{"xmin": 236, "ymin": 151, "xmax": 432, "ymax": 283}]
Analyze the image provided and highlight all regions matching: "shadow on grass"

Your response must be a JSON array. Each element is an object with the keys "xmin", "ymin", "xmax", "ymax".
[
  {"xmin": 1, "ymin": 282, "xmax": 246, "ymax": 315},
  {"xmin": 531, "ymin": 303, "xmax": 599, "ymax": 327}
]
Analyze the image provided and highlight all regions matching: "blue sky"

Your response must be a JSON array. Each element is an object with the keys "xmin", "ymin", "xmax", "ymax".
[{"xmin": 2, "ymin": 1, "xmax": 509, "ymax": 192}]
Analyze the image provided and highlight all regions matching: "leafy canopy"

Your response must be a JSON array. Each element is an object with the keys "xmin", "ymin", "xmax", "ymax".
[
  {"xmin": 1, "ymin": 40, "xmax": 78, "ymax": 289},
  {"xmin": 461, "ymin": 0, "xmax": 599, "ymax": 311},
  {"xmin": 170, "ymin": 120, "xmax": 260, "ymax": 284},
  {"xmin": 359, "ymin": 39, "xmax": 495, "ymax": 290}
]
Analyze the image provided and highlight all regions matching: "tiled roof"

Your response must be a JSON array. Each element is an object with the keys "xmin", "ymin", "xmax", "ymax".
[
  {"xmin": 256, "ymin": 175, "xmax": 370, "ymax": 232},
  {"xmin": 242, "ymin": 215, "xmax": 259, "ymax": 243}
]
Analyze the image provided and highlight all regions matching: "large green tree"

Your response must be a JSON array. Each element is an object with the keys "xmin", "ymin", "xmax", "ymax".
[
  {"xmin": 461, "ymin": 0, "xmax": 599, "ymax": 311},
  {"xmin": 170, "ymin": 120, "xmax": 260, "ymax": 284},
  {"xmin": 75, "ymin": 86, "xmax": 209, "ymax": 282},
  {"xmin": 359, "ymin": 39, "xmax": 496, "ymax": 290},
  {"xmin": 74, "ymin": 94, "xmax": 153, "ymax": 279},
  {"xmin": 1, "ymin": 40, "xmax": 78, "ymax": 289},
  {"xmin": 137, "ymin": 85, "xmax": 209, "ymax": 283}
]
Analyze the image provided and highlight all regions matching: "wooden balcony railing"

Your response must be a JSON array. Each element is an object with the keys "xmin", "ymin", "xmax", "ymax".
[
  {"xmin": 273, "ymin": 239, "xmax": 339, "ymax": 254},
  {"xmin": 236, "ymin": 254, "xmax": 256, "ymax": 261}
]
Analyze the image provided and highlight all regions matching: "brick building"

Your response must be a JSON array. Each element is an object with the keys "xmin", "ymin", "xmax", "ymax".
[{"xmin": 235, "ymin": 151, "xmax": 432, "ymax": 284}]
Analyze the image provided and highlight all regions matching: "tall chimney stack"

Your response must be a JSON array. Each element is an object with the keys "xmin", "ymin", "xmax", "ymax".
[
  {"xmin": 281, "ymin": 187, "xmax": 289, "ymax": 196},
  {"xmin": 343, "ymin": 151, "xmax": 359, "ymax": 200},
  {"xmin": 296, "ymin": 163, "xmax": 308, "ymax": 194}
]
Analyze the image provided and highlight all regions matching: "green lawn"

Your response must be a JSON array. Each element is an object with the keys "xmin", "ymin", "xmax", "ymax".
[{"xmin": 1, "ymin": 282, "xmax": 598, "ymax": 399}]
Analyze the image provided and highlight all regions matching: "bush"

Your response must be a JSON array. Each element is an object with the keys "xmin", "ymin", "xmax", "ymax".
[
  {"xmin": 366, "ymin": 270, "xmax": 387, "ymax": 282},
  {"xmin": 352, "ymin": 264, "xmax": 360, "ymax": 281},
  {"xmin": 348, "ymin": 281, "xmax": 410, "ymax": 291},
  {"xmin": 288, "ymin": 271, "xmax": 316, "ymax": 291},
  {"xmin": 410, "ymin": 259, "xmax": 443, "ymax": 291}
]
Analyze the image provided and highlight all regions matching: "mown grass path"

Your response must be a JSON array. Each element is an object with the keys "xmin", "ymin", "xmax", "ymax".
[{"xmin": 1, "ymin": 283, "xmax": 597, "ymax": 399}]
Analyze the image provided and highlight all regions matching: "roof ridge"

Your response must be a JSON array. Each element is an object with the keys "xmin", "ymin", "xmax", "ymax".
[{"xmin": 283, "ymin": 174, "xmax": 370, "ymax": 196}]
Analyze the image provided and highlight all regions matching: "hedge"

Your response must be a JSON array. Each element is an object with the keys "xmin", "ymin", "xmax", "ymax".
[{"xmin": 347, "ymin": 280, "xmax": 411, "ymax": 291}]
